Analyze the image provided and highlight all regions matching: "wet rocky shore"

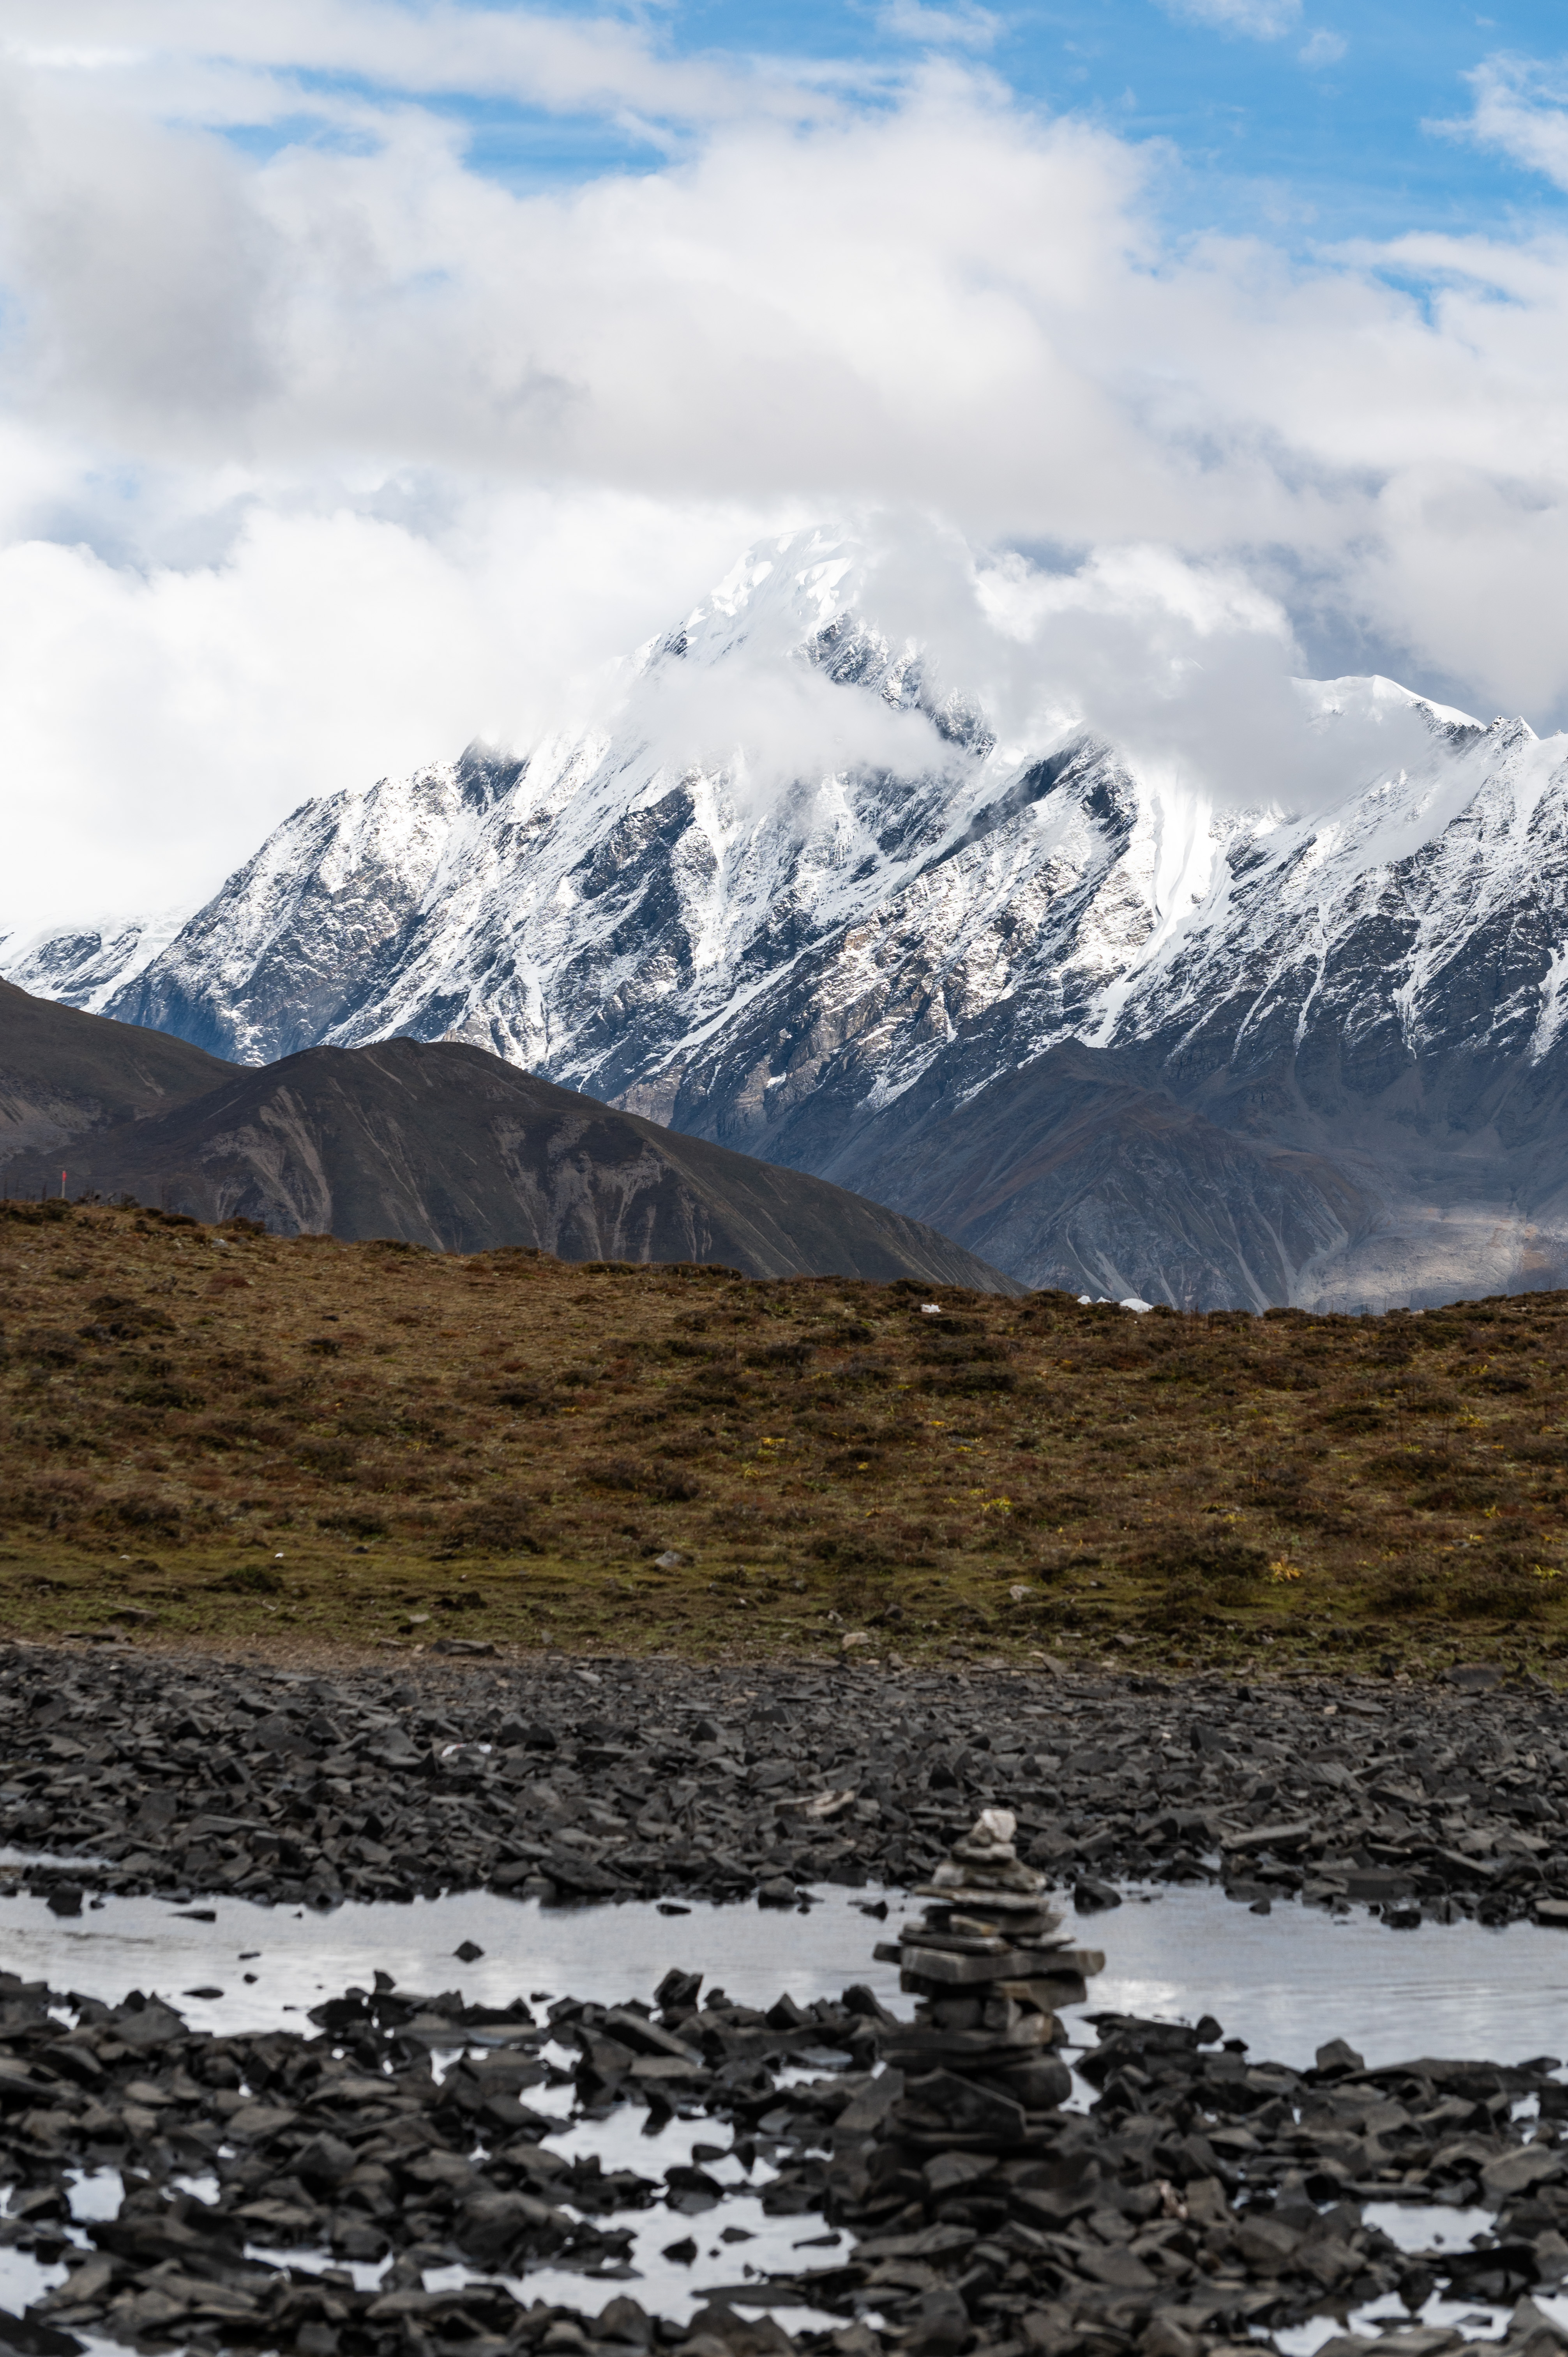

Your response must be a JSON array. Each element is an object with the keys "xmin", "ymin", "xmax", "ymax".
[
  {"xmin": 3, "ymin": 1650, "xmax": 1568, "ymax": 2356},
  {"xmin": 1, "ymin": 1647, "xmax": 1565, "ymax": 1929},
  {"xmin": 0, "ymin": 1873, "xmax": 1564, "ymax": 2357}
]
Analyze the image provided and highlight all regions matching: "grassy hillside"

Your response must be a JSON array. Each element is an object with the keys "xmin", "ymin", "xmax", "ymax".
[{"xmin": 2, "ymin": 1195, "xmax": 1565, "ymax": 1677}]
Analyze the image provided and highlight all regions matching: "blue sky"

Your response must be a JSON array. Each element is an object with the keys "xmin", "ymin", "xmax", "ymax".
[{"xmin": 395, "ymin": 0, "xmax": 1567, "ymax": 244}]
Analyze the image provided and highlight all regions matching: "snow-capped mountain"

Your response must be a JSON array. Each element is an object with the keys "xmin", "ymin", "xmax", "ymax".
[
  {"xmin": 0, "ymin": 907, "xmax": 193, "ymax": 1016},
  {"xmin": 12, "ymin": 527, "xmax": 1568, "ymax": 1310}
]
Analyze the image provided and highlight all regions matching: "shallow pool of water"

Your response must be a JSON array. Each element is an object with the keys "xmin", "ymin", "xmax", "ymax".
[
  {"xmin": 1360, "ymin": 2203, "xmax": 1494, "ymax": 2253},
  {"xmin": 0, "ymin": 1884, "xmax": 906, "ymax": 2034},
  {"xmin": 1086, "ymin": 1889, "xmax": 1568, "ymax": 2071},
  {"xmin": 4, "ymin": 1879, "xmax": 1568, "ymax": 2342},
  {"xmin": 4, "ymin": 1883, "xmax": 1568, "ymax": 2071}
]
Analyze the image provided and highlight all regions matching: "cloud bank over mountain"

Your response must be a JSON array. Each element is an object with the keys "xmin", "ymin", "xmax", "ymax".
[{"xmin": 2, "ymin": 5, "xmax": 1568, "ymax": 928}]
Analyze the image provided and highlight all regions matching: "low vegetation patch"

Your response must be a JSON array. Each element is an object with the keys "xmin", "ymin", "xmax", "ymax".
[{"xmin": 2, "ymin": 1196, "xmax": 1568, "ymax": 1677}]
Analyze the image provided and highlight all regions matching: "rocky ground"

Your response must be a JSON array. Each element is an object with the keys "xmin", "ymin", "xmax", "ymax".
[
  {"xmin": 0, "ymin": 1927, "xmax": 1565, "ymax": 2357},
  {"xmin": 2, "ymin": 1650, "xmax": 1568, "ymax": 2357},
  {"xmin": 2, "ymin": 1648, "xmax": 1566, "ymax": 1929}
]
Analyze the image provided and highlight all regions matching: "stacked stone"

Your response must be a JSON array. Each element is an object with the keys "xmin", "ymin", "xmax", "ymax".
[{"xmin": 878, "ymin": 1806, "xmax": 1104, "ymax": 2149}]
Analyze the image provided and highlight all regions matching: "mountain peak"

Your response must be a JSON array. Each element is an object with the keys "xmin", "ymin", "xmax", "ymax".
[{"xmin": 9, "ymin": 529, "xmax": 1568, "ymax": 1310}]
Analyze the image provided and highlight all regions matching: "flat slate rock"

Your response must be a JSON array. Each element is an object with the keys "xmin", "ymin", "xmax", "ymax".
[{"xmin": 0, "ymin": 1647, "xmax": 1564, "ymax": 1931}]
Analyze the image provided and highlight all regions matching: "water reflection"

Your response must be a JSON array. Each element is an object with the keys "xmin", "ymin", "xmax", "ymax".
[{"xmin": 2, "ymin": 1879, "xmax": 1566, "ymax": 2341}]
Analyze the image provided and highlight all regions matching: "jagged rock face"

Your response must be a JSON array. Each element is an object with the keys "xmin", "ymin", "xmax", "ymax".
[
  {"xmin": 0, "ymin": 912, "xmax": 187, "ymax": 1017},
  {"xmin": 79, "ymin": 541, "xmax": 1119, "ymax": 1092},
  {"xmin": 95, "ymin": 749, "xmax": 528, "ymax": 1064},
  {"xmin": 12, "ymin": 530, "xmax": 1568, "ymax": 1309}
]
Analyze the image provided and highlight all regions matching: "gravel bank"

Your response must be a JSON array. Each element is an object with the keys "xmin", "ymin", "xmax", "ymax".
[{"xmin": 4, "ymin": 1649, "xmax": 1566, "ymax": 1927}]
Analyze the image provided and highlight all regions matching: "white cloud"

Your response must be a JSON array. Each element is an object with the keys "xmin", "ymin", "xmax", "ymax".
[
  {"xmin": 0, "ymin": 2, "xmax": 854, "ymax": 136},
  {"xmin": 850, "ymin": 522, "xmax": 1391, "ymax": 818},
  {"xmin": 876, "ymin": 2, "xmax": 1000, "ymax": 48},
  {"xmin": 1441, "ymin": 54, "xmax": 1568, "ymax": 192},
  {"xmin": 1156, "ymin": 0, "xmax": 1303, "ymax": 40},
  {"xmin": 2, "ymin": 15, "xmax": 1568, "ymax": 930},
  {"xmin": 0, "ymin": 491, "xmax": 777, "ymax": 929},
  {"xmin": 1298, "ymin": 29, "xmax": 1347, "ymax": 67}
]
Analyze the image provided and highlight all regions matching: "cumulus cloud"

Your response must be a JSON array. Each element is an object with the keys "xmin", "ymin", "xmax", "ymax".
[
  {"xmin": 1, "ymin": 11, "xmax": 1568, "ymax": 931},
  {"xmin": 0, "ymin": 76, "xmax": 279, "ymax": 442},
  {"xmin": 626, "ymin": 641, "xmax": 954, "ymax": 823},
  {"xmin": 1443, "ymin": 54, "xmax": 1568, "ymax": 192},
  {"xmin": 821, "ymin": 521, "xmax": 1429, "ymax": 823},
  {"xmin": 992, "ymin": 551, "xmax": 1442, "ymax": 819},
  {"xmin": 0, "ymin": 491, "xmax": 777, "ymax": 929}
]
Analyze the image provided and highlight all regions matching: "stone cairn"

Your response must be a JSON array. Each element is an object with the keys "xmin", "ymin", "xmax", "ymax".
[{"xmin": 875, "ymin": 1806, "xmax": 1105, "ymax": 2150}]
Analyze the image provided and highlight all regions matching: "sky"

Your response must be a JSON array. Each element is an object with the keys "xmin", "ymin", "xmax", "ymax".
[{"xmin": 2, "ymin": 0, "xmax": 1568, "ymax": 932}]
